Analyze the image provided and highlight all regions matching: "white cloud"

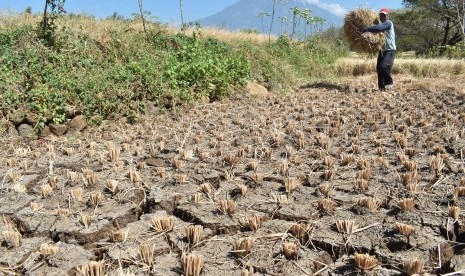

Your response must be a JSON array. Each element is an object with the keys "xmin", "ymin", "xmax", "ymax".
[{"xmin": 301, "ymin": 0, "xmax": 348, "ymax": 17}]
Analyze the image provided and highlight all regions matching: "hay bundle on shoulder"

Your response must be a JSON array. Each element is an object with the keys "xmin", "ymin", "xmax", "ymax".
[{"xmin": 344, "ymin": 8, "xmax": 385, "ymax": 55}]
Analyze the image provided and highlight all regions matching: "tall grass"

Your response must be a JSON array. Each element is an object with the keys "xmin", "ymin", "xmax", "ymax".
[{"xmin": 335, "ymin": 56, "xmax": 465, "ymax": 78}]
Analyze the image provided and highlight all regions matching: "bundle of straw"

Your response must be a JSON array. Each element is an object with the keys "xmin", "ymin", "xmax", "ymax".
[{"xmin": 344, "ymin": 8, "xmax": 386, "ymax": 55}]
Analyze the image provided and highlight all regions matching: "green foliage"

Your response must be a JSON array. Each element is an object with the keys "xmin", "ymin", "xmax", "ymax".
[
  {"xmin": 0, "ymin": 14, "xmax": 347, "ymax": 127},
  {"xmin": 240, "ymin": 30, "xmax": 347, "ymax": 91},
  {"xmin": 107, "ymin": 12, "xmax": 126, "ymax": 21},
  {"xmin": 28, "ymin": 84, "xmax": 65, "ymax": 124},
  {"xmin": 240, "ymin": 29, "xmax": 259, "ymax": 34},
  {"xmin": 392, "ymin": 2, "xmax": 464, "ymax": 54},
  {"xmin": 161, "ymin": 33, "xmax": 250, "ymax": 100},
  {"xmin": 427, "ymin": 44, "xmax": 465, "ymax": 58}
]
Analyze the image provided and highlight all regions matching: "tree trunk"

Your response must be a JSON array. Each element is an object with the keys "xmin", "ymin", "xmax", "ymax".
[
  {"xmin": 138, "ymin": 0, "xmax": 148, "ymax": 39},
  {"xmin": 268, "ymin": 0, "xmax": 277, "ymax": 44},
  {"xmin": 180, "ymin": 0, "xmax": 185, "ymax": 32},
  {"xmin": 42, "ymin": 0, "xmax": 49, "ymax": 33},
  {"xmin": 442, "ymin": 17, "xmax": 451, "ymax": 46}
]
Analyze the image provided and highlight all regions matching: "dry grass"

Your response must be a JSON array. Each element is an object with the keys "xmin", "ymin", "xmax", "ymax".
[
  {"xmin": 139, "ymin": 244, "xmax": 154, "ymax": 266},
  {"xmin": 403, "ymin": 258, "xmax": 424, "ymax": 275},
  {"xmin": 448, "ymin": 206, "xmax": 460, "ymax": 222},
  {"xmin": 199, "ymin": 183, "xmax": 213, "ymax": 196},
  {"xmin": 357, "ymin": 197, "xmax": 381, "ymax": 211},
  {"xmin": 248, "ymin": 214, "xmax": 262, "ymax": 232},
  {"xmin": 282, "ymin": 242, "xmax": 299, "ymax": 259},
  {"xmin": 181, "ymin": 252, "xmax": 204, "ymax": 276},
  {"xmin": 1, "ymin": 13, "xmax": 272, "ymax": 46},
  {"xmin": 318, "ymin": 198, "xmax": 337, "ymax": 214},
  {"xmin": 78, "ymin": 261, "xmax": 106, "ymax": 276},
  {"xmin": 289, "ymin": 223, "xmax": 312, "ymax": 243},
  {"xmin": 39, "ymin": 243, "xmax": 59, "ymax": 258},
  {"xmin": 234, "ymin": 237, "xmax": 255, "ymax": 258},
  {"xmin": 336, "ymin": 57, "xmax": 465, "ymax": 78},
  {"xmin": 109, "ymin": 229, "xmax": 128, "ymax": 243},
  {"xmin": 343, "ymin": 9, "xmax": 385, "ymax": 54},
  {"xmin": 353, "ymin": 179, "xmax": 369, "ymax": 192},
  {"xmin": 2, "ymin": 230, "xmax": 21, "ymax": 248},
  {"xmin": 80, "ymin": 213, "xmax": 92, "ymax": 229},
  {"xmin": 397, "ymin": 198, "xmax": 415, "ymax": 212},
  {"xmin": 186, "ymin": 225, "xmax": 203, "ymax": 245},
  {"xmin": 394, "ymin": 223, "xmax": 415, "ymax": 238},
  {"xmin": 236, "ymin": 183, "xmax": 248, "ymax": 196},
  {"xmin": 318, "ymin": 183, "xmax": 333, "ymax": 198},
  {"xmin": 284, "ymin": 177, "xmax": 301, "ymax": 193},
  {"xmin": 218, "ymin": 200, "xmax": 237, "ymax": 216},
  {"xmin": 151, "ymin": 216, "xmax": 175, "ymax": 233},
  {"xmin": 70, "ymin": 187, "xmax": 84, "ymax": 202},
  {"xmin": 354, "ymin": 253, "xmax": 378, "ymax": 271},
  {"xmin": 335, "ymin": 219, "xmax": 357, "ymax": 235}
]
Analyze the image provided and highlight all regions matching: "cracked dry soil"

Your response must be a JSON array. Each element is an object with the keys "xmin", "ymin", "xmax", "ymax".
[{"xmin": 1, "ymin": 77, "xmax": 465, "ymax": 275}]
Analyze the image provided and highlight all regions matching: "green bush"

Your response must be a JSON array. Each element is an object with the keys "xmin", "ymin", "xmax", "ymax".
[
  {"xmin": 163, "ymin": 34, "xmax": 250, "ymax": 100},
  {"xmin": 0, "ymin": 15, "xmax": 348, "ymax": 128}
]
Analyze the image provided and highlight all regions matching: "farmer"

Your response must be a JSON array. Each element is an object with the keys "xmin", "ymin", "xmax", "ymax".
[{"xmin": 362, "ymin": 8, "xmax": 396, "ymax": 91}]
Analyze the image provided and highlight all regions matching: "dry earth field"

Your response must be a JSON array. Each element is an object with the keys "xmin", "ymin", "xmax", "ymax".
[{"xmin": 1, "ymin": 73, "xmax": 465, "ymax": 276}]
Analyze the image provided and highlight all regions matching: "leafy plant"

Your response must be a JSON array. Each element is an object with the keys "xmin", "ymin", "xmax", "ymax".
[
  {"xmin": 162, "ymin": 32, "xmax": 250, "ymax": 101},
  {"xmin": 1, "ymin": 13, "xmax": 347, "ymax": 129}
]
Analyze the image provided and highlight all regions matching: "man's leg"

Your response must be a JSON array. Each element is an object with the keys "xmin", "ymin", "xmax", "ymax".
[
  {"xmin": 376, "ymin": 52, "xmax": 385, "ymax": 90},
  {"xmin": 380, "ymin": 51, "xmax": 396, "ymax": 89}
]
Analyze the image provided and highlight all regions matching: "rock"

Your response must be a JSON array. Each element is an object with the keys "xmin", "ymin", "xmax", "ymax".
[
  {"xmin": 25, "ymin": 112, "xmax": 41, "ymax": 125},
  {"xmin": 44, "ymin": 111, "xmax": 54, "ymax": 122},
  {"xmin": 1, "ymin": 124, "xmax": 19, "ymax": 138},
  {"xmin": 271, "ymin": 82, "xmax": 283, "ymax": 93},
  {"xmin": 8, "ymin": 109, "xmax": 27, "ymax": 125},
  {"xmin": 146, "ymin": 102, "xmax": 160, "ymax": 116},
  {"xmin": 17, "ymin": 124, "xmax": 37, "ymax": 139},
  {"xmin": 68, "ymin": 115, "xmax": 87, "ymax": 132},
  {"xmin": 246, "ymin": 81, "xmax": 268, "ymax": 97},
  {"xmin": 65, "ymin": 105, "xmax": 81, "ymax": 118},
  {"xmin": 49, "ymin": 124, "xmax": 67, "ymax": 136},
  {"xmin": 40, "ymin": 125, "xmax": 52, "ymax": 137},
  {"xmin": 450, "ymin": 254, "xmax": 465, "ymax": 271},
  {"xmin": 144, "ymin": 158, "xmax": 167, "ymax": 167}
]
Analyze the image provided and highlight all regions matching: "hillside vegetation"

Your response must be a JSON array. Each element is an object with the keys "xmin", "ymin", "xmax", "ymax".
[{"xmin": 0, "ymin": 14, "xmax": 347, "ymax": 128}]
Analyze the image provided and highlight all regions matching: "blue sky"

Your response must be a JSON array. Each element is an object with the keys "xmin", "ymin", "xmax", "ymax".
[{"xmin": 0, "ymin": 0, "xmax": 403, "ymax": 24}]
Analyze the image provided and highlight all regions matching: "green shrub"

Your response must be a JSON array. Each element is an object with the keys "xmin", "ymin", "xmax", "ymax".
[
  {"xmin": 0, "ymin": 15, "xmax": 348, "ymax": 128},
  {"xmin": 162, "ymin": 34, "xmax": 250, "ymax": 100}
]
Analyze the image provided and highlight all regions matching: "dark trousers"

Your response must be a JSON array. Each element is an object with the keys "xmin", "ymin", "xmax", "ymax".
[{"xmin": 376, "ymin": 50, "xmax": 396, "ymax": 90}]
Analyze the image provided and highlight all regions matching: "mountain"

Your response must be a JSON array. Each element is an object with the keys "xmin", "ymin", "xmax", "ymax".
[{"xmin": 196, "ymin": 0, "xmax": 344, "ymax": 35}]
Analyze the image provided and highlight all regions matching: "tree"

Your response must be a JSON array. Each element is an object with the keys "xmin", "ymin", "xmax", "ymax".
[
  {"xmin": 137, "ymin": 0, "xmax": 148, "ymax": 38},
  {"xmin": 391, "ymin": 9, "xmax": 440, "ymax": 54},
  {"xmin": 180, "ymin": 0, "xmax": 186, "ymax": 32},
  {"xmin": 38, "ymin": 0, "xmax": 66, "ymax": 46},
  {"xmin": 269, "ymin": 0, "xmax": 288, "ymax": 44},
  {"xmin": 290, "ymin": 6, "xmax": 301, "ymax": 39},
  {"xmin": 400, "ymin": 0, "xmax": 464, "ymax": 49},
  {"xmin": 257, "ymin": 11, "xmax": 270, "ymax": 34}
]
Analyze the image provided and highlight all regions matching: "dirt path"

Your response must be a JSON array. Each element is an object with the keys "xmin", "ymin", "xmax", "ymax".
[{"xmin": 1, "ymin": 76, "xmax": 465, "ymax": 275}]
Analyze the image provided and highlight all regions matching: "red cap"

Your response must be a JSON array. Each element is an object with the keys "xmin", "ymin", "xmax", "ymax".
[{"xmin": 379, "ymin": 8, "xmax": 390, "ymax": 15}]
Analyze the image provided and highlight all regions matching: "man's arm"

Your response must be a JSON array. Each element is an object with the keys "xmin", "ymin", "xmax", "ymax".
[{"xmin": 364, "ymin": 21, "xmax": 392, "ymax": 32}]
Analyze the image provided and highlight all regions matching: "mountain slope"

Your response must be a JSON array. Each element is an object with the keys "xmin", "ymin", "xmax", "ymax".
[{"xmin": 196, "ymin": 0, "xmax": 344, "ymax": 34}]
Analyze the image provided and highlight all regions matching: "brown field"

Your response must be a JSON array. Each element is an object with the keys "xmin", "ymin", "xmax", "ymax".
[{"xmin": 1, "ymin": 72, "xmax": 465, "ymax": 275}]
